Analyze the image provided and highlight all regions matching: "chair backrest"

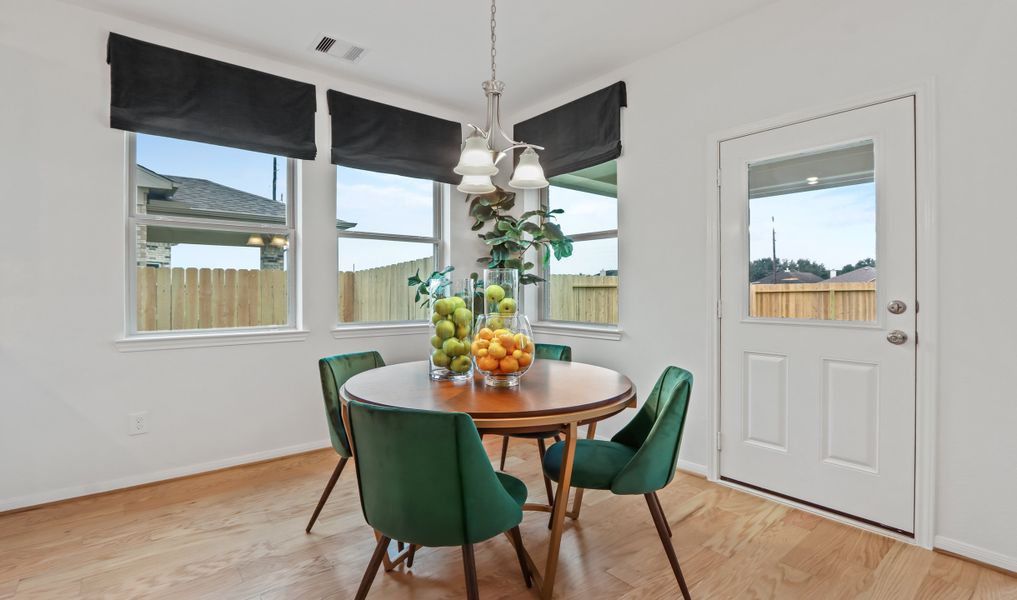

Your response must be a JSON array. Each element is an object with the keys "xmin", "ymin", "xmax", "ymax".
[
  {"xmin": 318, "ymin": 351, "xmax": 385, "ymax": 458},
  {"xmin": 609, "ymin": 366, "xmax": 693, "ymax": 495},
  {"xmin": 346, "ymin": 400, "xmax": 523, "ymax": 547},
  {"xmin": 534, "ymin": 343, "xmax": 572, "ymax": 362}
]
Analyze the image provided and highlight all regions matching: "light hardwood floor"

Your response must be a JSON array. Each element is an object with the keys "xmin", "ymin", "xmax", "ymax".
[{"xmin": 1, "ymin": 442, "xmax": 1014, "ymax": 599}]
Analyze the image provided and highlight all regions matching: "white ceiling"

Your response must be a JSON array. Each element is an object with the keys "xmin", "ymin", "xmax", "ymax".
[{"xmin": 63, "ymin": 0, "xmax": 776, "ymax": 116}]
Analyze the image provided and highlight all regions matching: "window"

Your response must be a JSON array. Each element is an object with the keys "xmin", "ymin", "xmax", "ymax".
[
  {"xmin": 540, "ymin": 160, "xmax": 619, "ymax": 325},
  {"xmin": 129, "ymin": 133, "xmax": 296, "ymax": 334},
  {"xmin": 336, "ymin": 167, "xmax": 442, "ymax": 324}
]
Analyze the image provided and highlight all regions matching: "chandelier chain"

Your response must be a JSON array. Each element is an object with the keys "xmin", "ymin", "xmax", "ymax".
[{"xmin": 490, "ymin": 0, "xmax": 497, "ymax": 81}]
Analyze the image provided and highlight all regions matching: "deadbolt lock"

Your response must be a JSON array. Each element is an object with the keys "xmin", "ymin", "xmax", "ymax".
[{"xmin": 887, "ymin": 300, "xmax": 907, "ymax": 315}]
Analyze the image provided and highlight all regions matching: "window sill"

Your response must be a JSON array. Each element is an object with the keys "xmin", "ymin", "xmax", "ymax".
[
  {"xmin": 531, "ymin": 321, "xmax": 623, "ymax": 341},
  {"xmin": 115, "ymin": 329, "xmax": 310, "ymax": 352},
  {"xmin": 331, "ymin": 322, "xmax": 429, "ymax": 340}
]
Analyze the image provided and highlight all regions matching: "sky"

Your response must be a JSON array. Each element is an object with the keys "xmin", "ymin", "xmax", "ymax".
[
  {"xmin": 137, "ymin": 133, "xmax": 619, "ymax": 275},
  {"xmin": 748, "ymin": 182, "xmax": 876, "ymax": 270}
]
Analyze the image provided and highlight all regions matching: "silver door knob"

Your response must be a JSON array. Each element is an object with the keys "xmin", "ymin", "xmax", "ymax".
[
  {"xmin": 887, "ymin": 300, "xmax": 907, "ymax": 314},
  {"xmin": 887, "ymin": 330, "xmax": 908, "ymax": 345}
]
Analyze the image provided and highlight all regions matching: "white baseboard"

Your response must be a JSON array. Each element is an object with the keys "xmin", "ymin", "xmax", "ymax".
[
  {"xmin": 677, "ymin": 459, "xmax": 708, "ymax": 477},
  {"xmin": 934, "ymin": 536, "xmax": 1017, "ymax": 574},
  {"xmin": 0, "ymin": 439, "xmax": 332, "ymax": 513}
]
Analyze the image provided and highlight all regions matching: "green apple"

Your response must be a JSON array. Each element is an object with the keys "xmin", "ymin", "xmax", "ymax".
[
  {"xmin": 450, "ymin": 355, "xmax": 472, "ymax": 373},
  {"xmin": 497, "ymin": 298, "xmax": 517, "ymax": 315},
  {"xmin": 485, "ymin": 284, "xmax": 506, "ymax": 303},
  {"xmin": 456, "ymin": 324, "xmax": 471, "ymax": 339},
  {"xmin": 442, "ymin": 338, "xmax": 464, "ymax": 357},
  {"xmin": 431, "ymin": 312, "xmax": 442, "ymax": 324},
  {"xmin": 431, "ymin": 350, "xmax": 450, "ymax": 367},
  {"xmin": 430, "ymin": 335, "xmax": 443, "ymax": 349},
  {"xmin": 433, "ymin": 298, "xmax": 452, "ymax": 316},
  {"xmin": 450, "ymin": 296, "xmax": 467, "ymax": 310},
  {"xmin": 487, "ymin": 316, "xmax": 504, "ymax": 330},
  {"xmin": 435, "ymin": 320, "xmax": 455, "ymax": 340},
  {"xmin": 453, "ymin": 307, "xmax": 473, "ymax": 326}
]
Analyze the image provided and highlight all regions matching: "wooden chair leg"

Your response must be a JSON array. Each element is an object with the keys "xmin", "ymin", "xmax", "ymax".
[
  {"xmin": 462, "ymin": 543, "xmax": 480, "ymax": 600},
  {"xmin": 305, "ymin": 457, "xmax": 347, "ymax": 533},
  {"xmin": 644, "ymin": 494, "xmax": 691, "ymax": 600},
  {"xmin": 500, "ymin": 436, "xmax": 510, "ymax": 471},
  {"xmin": 355, "ymin": 535, "xmax": 391, "ymax": 600},
  {"xmin": 536, "ymin": 438, "xmax": 555, "ymax": 507},
  {"xmin": 652, "ymin": 492, "xmax": 673, "ymax": 538},
  {"xmin": 406, "ymin": 544, "xmax": 417, "ymax": 568},
  {"xmin": 508, "ymin": 526, "xmax": 532, "ymax": 588}
]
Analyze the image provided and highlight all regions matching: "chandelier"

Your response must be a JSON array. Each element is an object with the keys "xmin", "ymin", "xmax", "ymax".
[{"xmin": 454, "ymin": 0, "xmax": 549, "ymax": 194}]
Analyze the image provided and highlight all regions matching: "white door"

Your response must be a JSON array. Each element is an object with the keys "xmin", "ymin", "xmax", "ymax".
[{"xmin": 719, "ymin": 98, "xmax": 916, "ymax": 534}]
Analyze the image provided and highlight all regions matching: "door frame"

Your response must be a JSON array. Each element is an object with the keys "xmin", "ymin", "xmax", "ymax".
[{"xmin": 704, "ymin": 81, "xmax": 939, "ymax": 548}]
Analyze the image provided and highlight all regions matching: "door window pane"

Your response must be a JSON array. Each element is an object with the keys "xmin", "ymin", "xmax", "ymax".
[
  {"xmin": 135, "ymin": 225, "xmax": 289, "ymax": 331},
  {"xmin": 547, "ymin": 238, "xmax": 618, "ymax": 325},
  {"xmin": 337, "ymin": 238, "xmax": 434, "ymax": 323},
  {"xmin": 748, "ymin": 141, "xmax": 876, "ymax": 321}
]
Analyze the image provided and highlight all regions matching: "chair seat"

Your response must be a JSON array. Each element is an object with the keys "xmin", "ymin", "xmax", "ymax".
[
  {"xmin": 542, "ymin": 440, "xmax": 637, "ymax": 490},
  {"xmin": 509, "ymin": 430, "xmax": 560, "ymax": 440},
  {"xmin": 496, "ymin": 472, "xmax": 528, "ymax": 507}
]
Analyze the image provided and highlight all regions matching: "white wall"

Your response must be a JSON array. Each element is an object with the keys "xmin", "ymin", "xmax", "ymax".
[
  {"xmin": 0, "ymin": 0, "xmax": 468, "ymax": 509},
  {"xmin": 508, "ymin": 0, "xmax": 1017, "ymax": 570},
  {"xmin": 3, "ymin": 0, "xmax": 1015, "ymax": 574}
]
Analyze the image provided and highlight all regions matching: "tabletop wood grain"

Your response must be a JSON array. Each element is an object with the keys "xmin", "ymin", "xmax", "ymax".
[{"xmin": 341, "ymin": 359, "xmax": 636, "ymax": 419}]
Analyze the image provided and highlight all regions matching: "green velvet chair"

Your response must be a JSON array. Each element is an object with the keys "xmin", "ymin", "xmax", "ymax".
[
  {"xmin": 542, "ymin": 366, "xmax": 694, "ymax": 600},
  {"xmin": 346, "ymin": 400, "xmax": 532, "ymax": 600},
  {"xmin": 495, "ymin": 343, "xmax": 571, "ymax": 505},
  {"xmin": 305, "ymin": 351, "xmax": 386, "ymax": 533}
]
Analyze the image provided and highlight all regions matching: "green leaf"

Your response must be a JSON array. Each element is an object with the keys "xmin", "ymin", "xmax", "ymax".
[
  {"xmin": 520, "ymin": 273, "xmax": 545, "ymax": 285},
  {"xmin": 471, "ymin": 219, "xmax": 485, "ymax": 231}
]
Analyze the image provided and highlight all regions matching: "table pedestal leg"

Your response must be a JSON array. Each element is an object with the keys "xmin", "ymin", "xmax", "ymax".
[{"xmin": 541, "ymin": 421, "xmax": 577, "ymax": 600}]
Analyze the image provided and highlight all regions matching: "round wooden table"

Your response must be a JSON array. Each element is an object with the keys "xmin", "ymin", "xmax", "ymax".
[{"xmin": 341, "ymin": 359, "xmax": 637, "ymax": 600}]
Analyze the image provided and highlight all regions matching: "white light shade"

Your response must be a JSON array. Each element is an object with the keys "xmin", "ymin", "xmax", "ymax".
[
  {"xmin": 457, "ymin": 175, "xmax": 496, "ymax": 194},
  {"xmin": 246, "ymin": 234, "xmax": 265, "ymax": 247},
  {"xmin": 508, "ymin": 147, "xmax": 549, "ymax": 189},
  {"xmin": 269, "ymin": 235, "xmax": 288, "ymax": 248},
  {"xmin": 454, "ymin": 132, "xmax": 498, "ymax": 176}
]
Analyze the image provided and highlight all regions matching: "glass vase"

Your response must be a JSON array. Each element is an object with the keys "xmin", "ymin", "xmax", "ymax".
[
  {"xmin": 481, "ymin": 268, "xmax": 521, "ymax": 316},
  {"xmin": 428, "ymin": 277, "xmax": 475, "ymax": 381},
  {"xmin": 471, "ymin": 313, "xmax": 535, "ymax": 387}
]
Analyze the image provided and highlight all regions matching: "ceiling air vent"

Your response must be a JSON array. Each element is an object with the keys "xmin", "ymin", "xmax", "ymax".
[{"xmin": 310, "ymin": 34, "xmax": 367, "ymax": 64}]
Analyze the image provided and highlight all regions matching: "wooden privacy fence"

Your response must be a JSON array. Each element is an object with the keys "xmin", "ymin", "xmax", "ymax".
[
  {"xmin": 549, "ymin": 275, "xmax": 619, "ymax": 324},
  {"xmin": 339, "ymin": 257, "xmax": 432, "ymax": 323},
  {"xmin": 136, "ymin": 267, "xmax": 287, "ymax": 331},
  {"xmin": 750, "ymin": 281, "xmax": 877, "ymax": 320}
]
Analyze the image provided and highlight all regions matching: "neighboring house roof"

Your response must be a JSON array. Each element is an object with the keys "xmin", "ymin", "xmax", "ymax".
[
  {"xmin": 160, "ymin": 174, "xmax": 287, "ymax": 221},
  {"xmin": 753, "ymin": 270, "xmax": 824, "ymax": 284},
  {"xmin": 138, "ymin": 164, "xmax": 356, "ymax": 230},
  {"xmin": 828, "ymin": 266, "xmax": 877, "ymax": 283}
]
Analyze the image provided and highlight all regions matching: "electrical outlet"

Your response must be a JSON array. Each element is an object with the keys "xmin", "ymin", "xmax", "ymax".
[{"xmin": 129, "ymin": 411, "xmax": 148, "ymax": 436}]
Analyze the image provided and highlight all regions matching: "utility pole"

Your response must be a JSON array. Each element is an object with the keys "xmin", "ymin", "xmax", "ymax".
[
  {"xmin": 272, "ymin": 157, "xmax": 278, "ymax": 202},
  {"xmin": 771, "ymin": 216, "xmax": 777, "ymax": 283}
]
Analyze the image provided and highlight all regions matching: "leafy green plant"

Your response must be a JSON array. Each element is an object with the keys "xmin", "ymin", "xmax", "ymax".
[
  {"xmin": 407, "ymin": 265, "xmax": 455, "ymax": 308},
  {"xmin": 467, "ymin": 186, "xmax": 573, "ymax": 285}
]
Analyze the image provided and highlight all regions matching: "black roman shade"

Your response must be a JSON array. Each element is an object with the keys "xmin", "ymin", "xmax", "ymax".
[
  {"xmin": 327, "ymin": 90, "xmax": 462, "ymax": 184},
  {"xmin": 513, "ymin": 82, "xmax": 626, "ymax": 178},
  {"xmin": 107, "ymin": 33, "xmax": 317, "ymax": 159}
]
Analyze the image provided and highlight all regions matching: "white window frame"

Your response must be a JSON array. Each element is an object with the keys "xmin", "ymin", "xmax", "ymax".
[
  {"xmin": 119, "ymin": 132, "xmax": 302, "ymax": 349},
  {"xmin": 333, "ymin": 171, "xmax": 446, "ymax": 332},
  {"xmin": 536, "ymin": 184, "xmax": 621, "ymax": 337}
]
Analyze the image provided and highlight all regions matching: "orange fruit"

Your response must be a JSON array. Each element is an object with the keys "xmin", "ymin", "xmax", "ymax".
[
  {"xmin": 487, "ymin": 343, "xmax": 507, "ymax": 359},
  {"xmin": 497, "ymin": 333, "xmax": 515, "ymax": 349},
  {"xmin": 478, "ymin": 356, "xmax": 499, "ymax": 371},
  {"xmin": 512, "ymin": 349, "xmax": 523, "ymax": 359},
  {"xmin": 477, "ymin": 348, "xmax": 488, "ymax": 358},
  {"xmin": 499, "ymin": 356, "xmax": 520, "ymax": 372},
  {"xmin": 525, "ymin": 342, "xmax": 535, "ymax": 354},
  {"xmin": 477, "ymin": 327, "xmax": 494, "ymax": 341},
  {"xmin": 518, "ymin": 352, "xmax": 532, "ymax": 367}
]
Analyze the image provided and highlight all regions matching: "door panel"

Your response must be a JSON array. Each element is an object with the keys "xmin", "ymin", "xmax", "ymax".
[{"xmin": 719, "ymin": 97, "xmax": 916, "ymax": 533}]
